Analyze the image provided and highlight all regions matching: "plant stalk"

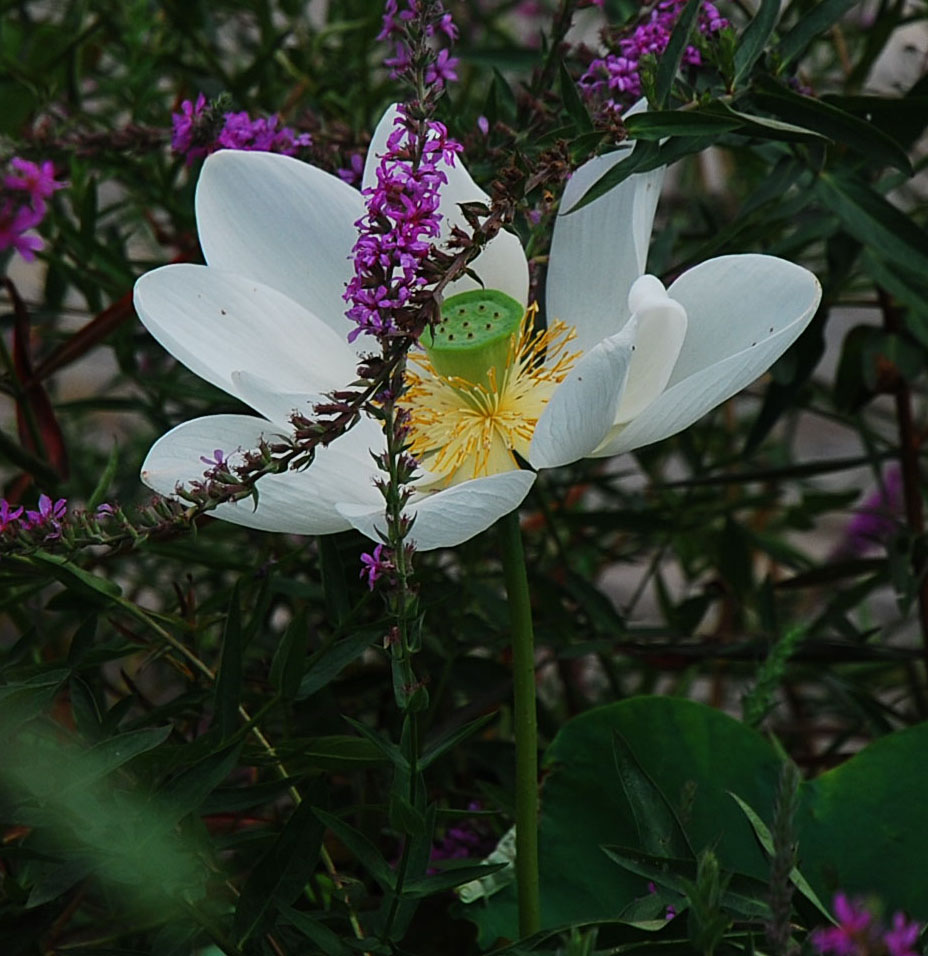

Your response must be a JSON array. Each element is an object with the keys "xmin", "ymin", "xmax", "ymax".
[{"xmin": 498, "ymin": 508, "xmax": 541, "ymax": 938}]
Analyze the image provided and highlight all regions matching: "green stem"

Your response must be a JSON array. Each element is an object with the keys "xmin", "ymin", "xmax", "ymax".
[{"xmin": 498, "ymin": 509, "xmax": 540, "ymax": 938}]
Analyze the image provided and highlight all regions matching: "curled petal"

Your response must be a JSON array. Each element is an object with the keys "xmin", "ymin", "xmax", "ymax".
[{"xmin": 594, "ymin": 254, "xmax": 822, "ymax": 456}]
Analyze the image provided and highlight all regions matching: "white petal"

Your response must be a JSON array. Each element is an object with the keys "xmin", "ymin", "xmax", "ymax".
[
  {"xmin": 196, "ymin": 150, "xmax": 363, "ymax": 338},
  {"xmin": 666, "ymin": 254, "xmax": 821, "ymax": 385},
  {"xmin": 364, "ymin": 106, "xmax": 529, "ymax": 305},
  {"xmin": 134, "ymin": 264, "xmax": 357, "ymax": 408},
  {"xmin": 614, "ymin": 278, "xmax": 688, "ymax": 424},
  {"xmin": 546, "ymin": 152, "xmax": 665, "ymax": 354},
  {"xmin": 594, "ymin": 254, "xmax": 821, "ymax": 456},
  {"xmin": 141, "ymin": 414, "xmax": 382, "ymax": 534},
  {"xmin": 336, "ymin": 470, "xmax": 535, "ymax": 551},
  {"xmin": 529, "ymin": 323, "xmax": 636, "ymax": 469}
]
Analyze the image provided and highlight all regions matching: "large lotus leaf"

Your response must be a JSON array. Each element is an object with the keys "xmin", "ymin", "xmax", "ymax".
[
  {"xmin": 798, "ymin": 723, "xmax": 928, "ymax": 916},
  {"xmin": 464, "ymin": 697, "xmax": 928, "ymax": 946}
]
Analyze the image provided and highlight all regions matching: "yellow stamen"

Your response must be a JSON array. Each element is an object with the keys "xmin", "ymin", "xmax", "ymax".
[{"xmin": 403, "ymin": 304, "xmax": 579, "ymax": 488}]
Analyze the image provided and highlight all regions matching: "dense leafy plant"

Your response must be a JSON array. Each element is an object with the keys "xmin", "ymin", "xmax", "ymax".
[{"xmin": 1, "ymin": 0, "xmax": 927, "ymax": 954}]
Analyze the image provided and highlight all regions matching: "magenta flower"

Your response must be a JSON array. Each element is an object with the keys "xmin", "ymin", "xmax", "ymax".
[
  {"xmin": 171, "ymin": 96, "xmax": 311, "ymax": 164},
  {"xmin": 884, "ymin": 912, "xmax": 922, "ymax": 956},
  {"xmin": 171, "ymin": 93, "xmax": 209, "ymax": 156},
  {"xmin": 0, "ymin": 199, "xmax": 45, "ymax": 261},
  {"xmin": 360, "ymin": 543, "xmax": 394, "ymax": 589},
  {"xmin": 23, "ymin": 494, "xmax": 68, "ymax": 539},
  {"xmin": 4, "ymin": 157, "xmax": 67, "ymax": 204},
  {"xmin": 0, "ymin": 499, "xmax": 24, "ymax": 533},
  {"xmin": 424, "ymin": 47, "xmax": 459, "ymax": 88}
]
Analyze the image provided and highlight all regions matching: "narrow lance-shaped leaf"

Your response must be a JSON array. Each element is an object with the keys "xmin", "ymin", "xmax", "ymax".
[
  {"xmin": 733, "ymin": 0, "xmax": 781, "ymax": 84},
  {"xmin": 613, "ymin": 730, "xmax": 694, "ymax": 860},
  {"xmin": 234, "ymin": 782, "xmax": 326, "ymax": 945},
  {"xmin": 214, "ymin": 581, "xmax": 243, "ymax": 740},
  {"xmin": 655, "ymin": 0, "xmax": 701, "ymax": 107},
  {"xmin": 775, "ymin": 0, "xmax": 859, "ymax": 68}
]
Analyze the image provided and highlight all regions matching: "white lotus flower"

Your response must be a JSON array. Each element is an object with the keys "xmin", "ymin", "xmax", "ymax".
[{"xmin": 135, "ymin": 107, "xmax": 821, "ymax": 551}]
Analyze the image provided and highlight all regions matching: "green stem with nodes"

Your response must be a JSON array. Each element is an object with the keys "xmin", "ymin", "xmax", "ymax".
[{"xmin": 497, "ymin": 509, "xmax": 541, "ymax": 938}]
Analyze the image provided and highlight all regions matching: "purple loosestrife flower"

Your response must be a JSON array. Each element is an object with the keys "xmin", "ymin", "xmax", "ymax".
[
  {"xmin": 0, "ymin": 500, "xmax": 24, "ymax": 533},
  {"xmin": 343, "ymin": 106, "xmax": 462, "ymax": 342},
  {"xmin": 811, "ymin": 893, "xmax": 923, "ymax": 956},
  {"xmin": 579, "ymin": 0, "xmax": 728, "ymax": 108},
  {"xmin": 5, "ymin": 158, "xmax": 67, "ymax": 206},
  {"xmin": 134, "ymin": 102, "xmax": 819, "ymax": 550},
  {"xmin": 0, "ymin": 156, "xmax": 65, "ymax": 262},
  {"xmin": 835, "ymin": 465, "xmax": 903, "ymax": 557},
  {"xmin": 23, "ymin": 494, "xmax": 68, "ymax": 540},
  {"xmin": 884, "ymin": 913, "xmax": 922, "ymax": 956},
  {"xmin": 360, "ymin": 543, "xmax": 394, "ymax": 589},
  {"xmin": 424, "ymin": 47, "xmax": 459, "ymax": 88},
  {"xmin": 171, "ymin": 96, "xmax": 311, "ymax": 164}
]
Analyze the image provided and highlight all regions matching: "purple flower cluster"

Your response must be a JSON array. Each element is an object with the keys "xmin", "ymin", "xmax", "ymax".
[
  {"xmin": 343, "ymin": 107, "xmax": 462, "ymax": 342},
  {"xmin": 835, "ymin": 465, "xmax": 903, "ymax": 558},
  {"xmin": 811, "ymin": 893, "xmax": 922, "ymax": 956},
  {"xmin": 0, "ymin": 494, "xmax": 67, "ymax": 541},
  {"xmin": 429, "ymin": 802, "xmax": 497, "ymax": 869},
  {"xmin": 579, "ymin": 0, "xmax": 728, "ymax": 108},
  {"xmin": 380, "ymin": 0, "xmax": 459, "ymax": 85},
  {"xmin": 0, "ymin": 494, "xmax": 119, "ymax": 549},
  {"xmin": 0, "ymin": 157, "xmax": 66, "ymax": 263},
  {"xmin": 171, "ymin": 94, "xmax": 312, "ymax": 165}
]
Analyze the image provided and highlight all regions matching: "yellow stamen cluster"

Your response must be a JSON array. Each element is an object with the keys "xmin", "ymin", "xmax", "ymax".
[{"xmin": 403, "ymin": 304, "xmax": 579, "ymax": 488}]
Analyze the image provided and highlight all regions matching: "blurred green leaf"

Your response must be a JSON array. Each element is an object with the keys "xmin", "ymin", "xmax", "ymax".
[
  {"xmin": 733, "ymin": 0, "xmax": 780, "ymax": 84},
  {"xmin": 655, "ymin": 0, "xmax": 701, "ymax": 106},
  {"xmin": 234, "ymin": 788, "xmax": 325, "ymax": 945},
  {"xmin": 775, "ymin": 0, "xmax": 859, "ymax": 67},
  {"xmin": 815, "ymin": 172, "xmax": 928, "ymax": 276}
]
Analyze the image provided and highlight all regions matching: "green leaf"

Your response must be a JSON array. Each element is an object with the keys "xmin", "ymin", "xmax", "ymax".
[
  {"xmin": 270, "ymin": 611, "xmax": 308, "ymax": 702},
  {"xmin": 655, "ymin": 0, "xmax": 701, "ymax": 106},
  {"xmin": 775, "ymin": 0, "xmax": 858, "ymax": 67},
  {"xmin": 559, "ymin": 59, "xmax": 593, "ymax": 133},
  {"xmin": 815, "ymin": 172, "xmax": 928, "ymax": 276},
  {"xmin": 727, "ymin": 791, "xmax": 830, "ymax": 919},
  {"xmin": 403, "ymin": 862, "xmax": 509, "ymax": 899},
  {"xmin": 214, "ymin": 583, "xmax": 243, "ymax": 740},
  {"xmin": 318, "ymin": 536, "xmax": 350, "ymax": 627},
  {"xmin": 0, "ymin": 669, "xmax": 69, "ymax": 729},
  {"xmin": 234, "ymin": 788, "xmax": 325, "ymax": 945},
  {"xmin": 313, "ymin": 808, "xmax": 395, "ymax": 891},
  {"xmin": 87, "ymin": 442, "xmax": 119, "ymax": 511},
  {"xmin": 733, "ymin": 0, "xmax": 780, "ymax": 84},
  {"xmin": 612, "ymin": 730, "xmax": 693, "ymax": 859},
  {"xmin": 156, "ymin": 743, "xmax": 241, "ymax": 827},
  {"xmin": 281, "ymin": 907, "xmax": 354, "ymax": 956},
  {"xmin": 420, "ymin": 712, "xmax": 496, "ymax": 770},
  {"xmin": 296, "ymin": 629, "xmax": 375, "ymax": 700},
  {"xmin": 625, "ymin": 109, "xmax": 742, "ymax": 139},
  {"xmin": 67, "ymin": 725, "xmax": 173, "ymax": 790},
  {"xmin": 754, "ymin": 81, "xmax": 913, "ymax": 174},
  {"xmin": 25, "ymin": 552, "xmax": 122, "ymax": 603}
]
